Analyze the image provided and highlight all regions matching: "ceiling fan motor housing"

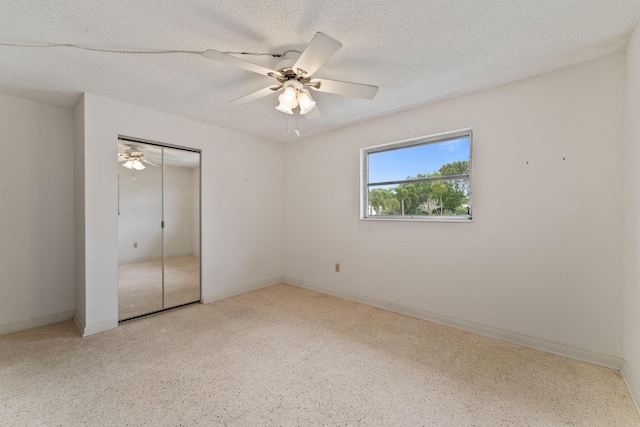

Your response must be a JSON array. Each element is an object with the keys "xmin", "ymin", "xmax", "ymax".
[
  {"xmin": 275, "ymin": 50, "xmax": 300, "ymax": 72},
  {"xmin": 283, "ymin": 79, "xmax": 303, "ymax": 91}
]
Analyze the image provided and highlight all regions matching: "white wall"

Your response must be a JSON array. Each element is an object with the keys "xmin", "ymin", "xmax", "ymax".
[
  {"xmin": 77, "ymin": 93, "xmax": 283, "ymax": 334},
  {"xmin": 0, "ymin": 93, "xmax": 75, "ymax": 332},
  {"xmin": 284, "ymin": 54, "xmax": 625, "ymax": 362},
  {"xmin": 624, "ymin": 20, "xmax": 640, "ymax": 405}
]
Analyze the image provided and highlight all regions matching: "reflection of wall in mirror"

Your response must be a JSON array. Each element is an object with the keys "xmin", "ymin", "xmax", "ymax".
[
  {"xmin": 192, "ymin": 167, "xmax": 200, "ymax": 258},
  {"xmin": 118, "ymin": 165, "xmax": 197, "ymax": 264}
]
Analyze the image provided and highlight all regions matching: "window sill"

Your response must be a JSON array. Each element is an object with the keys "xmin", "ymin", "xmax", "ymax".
[{"xmin": 361, "ymin": 215, "xmax": 472, "ymax": 222}]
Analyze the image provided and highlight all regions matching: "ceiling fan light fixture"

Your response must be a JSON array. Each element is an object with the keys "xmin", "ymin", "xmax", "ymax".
[
  {"xmin": 298, "ymin": 89, "xmax": 316, "ymax": 115},
  {"xmin": 276, "ymin": 93, "xmax": 294, "ymax": 114},
  {"xmin": 132, "ymin": 159, "xmax": 145, "ymax": 170},
  {"xmin": 122, "ymin": 158, "xmax": 146, "ymax": 170},
  {"xmin": 281, "ymin": 85, "xmax": 299, "ymax": 108}
]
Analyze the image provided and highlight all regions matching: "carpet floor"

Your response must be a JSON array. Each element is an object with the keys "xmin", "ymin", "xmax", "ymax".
[{"xmin": 1, "ymin": 283, "xmax": 638, "ymax": 426}]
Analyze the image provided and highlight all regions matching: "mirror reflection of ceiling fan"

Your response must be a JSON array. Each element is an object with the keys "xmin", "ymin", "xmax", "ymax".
[
  {"xmin": 118, "ymin": 142, "xmax": 185, "ymax": 170},
  {"xmin": 117, "ymin": 150, "xmax": 159, "ymax": 170},
  {"xmin": 201, "ymin": 32, "xmax": 379, "ymax": 118}
]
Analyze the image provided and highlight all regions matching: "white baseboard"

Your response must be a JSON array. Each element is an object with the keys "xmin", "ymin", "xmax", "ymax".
[
  {"xmin": 284, "ymin": 277, "xmax": 623, "ymax": 370},
  {"xmin": 73, "ymin": 314, "xmax": 118, "ymax": 337},
  {"xmin": 0, "ymin": 311, "xmax": 75, "ymax": 335},
  {"xmin": 73, "ymin": 313, "xmax": 86, "ymax": 335},
  {"xmin": 202, "ymin": 277, "xmax": 284, "ymax": 304},
  {"xmin": 82, "ymin": 319, "xmax": 119, "ymax": 336},
  {"xmin": 623, "ymin": 360, "xmax": 640, "ymax": 415}
]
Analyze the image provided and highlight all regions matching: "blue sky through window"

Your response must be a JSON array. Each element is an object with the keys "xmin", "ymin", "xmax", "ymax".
[{"xmin": 368, "ymin": 136, "xmax": 470, "ymax": 183}]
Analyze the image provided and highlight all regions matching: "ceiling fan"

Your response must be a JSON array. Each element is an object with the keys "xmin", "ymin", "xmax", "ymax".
[
  {"xmin": 118, "ymin": 144, "xmax": 160, "ymax": 170},
  {"xmin": 201, "ymin": 32, "xmax": 378, "ymax": 117}
]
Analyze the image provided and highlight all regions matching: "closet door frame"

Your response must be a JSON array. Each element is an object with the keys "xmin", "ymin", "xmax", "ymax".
[{"xmin": 117, "ymin": 135, "xmax": 202, "ymax": 322}]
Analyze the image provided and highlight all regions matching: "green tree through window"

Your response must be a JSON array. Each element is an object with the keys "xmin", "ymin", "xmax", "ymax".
[{"xmin": 362, "ymin": 130, "xmax": 472, "ymax": 220}]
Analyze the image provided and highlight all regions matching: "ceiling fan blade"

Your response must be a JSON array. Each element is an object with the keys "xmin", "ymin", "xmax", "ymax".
[
  {"xmin": 310, "ymin": 78, "xmax": 378, "ymax": 99},
  {"xmin": 142, "ymin": 159, "xmax": 160, "ymax": 167},
  {"xmin": 304, "ymin": 106, "xmax": 321, "ymax": 120},
  {"xmin": 230, "ymin": 85, "xmax": 282, "ymax": 104},
  {"xmin": 293, "ymin": 32, "xmax": 342, "ymax": 76},
  {"xmin": 202, "ymin": 49, "xmax": 282, "ymax": 78},
  {"xmin": 117, "ymin": 156, "xmax": 127, "ymax": 162}
]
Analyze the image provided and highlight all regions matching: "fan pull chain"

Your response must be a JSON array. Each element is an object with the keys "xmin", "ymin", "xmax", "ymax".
[{"xmin": 285, "ymin": 113, "xmax": 301, "ymax": 137}]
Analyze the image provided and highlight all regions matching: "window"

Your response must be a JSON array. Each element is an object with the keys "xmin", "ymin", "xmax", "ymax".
[{"xmin": 361, "ymin": 129, "xmax": 472, "ymax": 221}]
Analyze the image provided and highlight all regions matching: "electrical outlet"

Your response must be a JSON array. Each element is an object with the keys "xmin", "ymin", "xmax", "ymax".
[
  {"xmin": 335, "ymin": 263, "xmax": 340, "ymax": 273},
  {"xmin": 133, "ymin": 242, "xmax": 138, "ymax": 248}
]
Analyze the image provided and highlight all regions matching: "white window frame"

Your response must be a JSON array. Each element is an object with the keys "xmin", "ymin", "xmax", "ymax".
[{"xmin": 360, "ymin": 129, "xmax": 473, "ymax": 222}]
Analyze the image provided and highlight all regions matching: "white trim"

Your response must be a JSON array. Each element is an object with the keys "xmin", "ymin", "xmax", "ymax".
[
  {"xmin": 284, "ymin": 277, "xmax": 622, "ymax": 370},
  {"xmin": 79, "ymin": 319, "xmax": 119, "ymax": 336},
  {"xmin": 363, "ymin": 128, "xmax": 474, "ymax": 152},
  {"xmin": 201, "ymin": 277, "xmax": 284, "ymax": 304},
  {"xmin": 361, "ymin": 216, "xmax": 472, "ymax": 223},
  {"xmin": 0, "ymin": 311, "xmax": 75, "ymax": 335},
  {"xmin": 622, "ymin": 360, "xmax": 640, "ymax": 415},
  {"xmin": 73, "ymin": 313, "xmax": 86, "ymax": 335}
]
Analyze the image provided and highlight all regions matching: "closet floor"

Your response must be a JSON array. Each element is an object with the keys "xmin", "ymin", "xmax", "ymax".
[{"xmin": 118, "ymin": 255, "xmax": 200, "ymax": 320}]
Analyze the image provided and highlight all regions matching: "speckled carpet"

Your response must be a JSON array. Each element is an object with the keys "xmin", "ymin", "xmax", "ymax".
[{"xmin": 1, "ymin": 284, "xmax": 638, "ymax": 426}]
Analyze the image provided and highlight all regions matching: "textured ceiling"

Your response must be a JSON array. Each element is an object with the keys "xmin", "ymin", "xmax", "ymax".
[{"xmin": 1, "ymin": 1, "xmax": 640, "ymax": 142}]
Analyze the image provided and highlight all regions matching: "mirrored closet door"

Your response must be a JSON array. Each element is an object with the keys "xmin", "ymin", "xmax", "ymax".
[{"xmin": 117, "ymin": 138, "xmax": 201, "ymax": 321}]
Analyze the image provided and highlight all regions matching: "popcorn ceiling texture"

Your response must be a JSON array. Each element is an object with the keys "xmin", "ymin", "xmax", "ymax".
[
  {"xmin": 1, "ymin": 284, "xmax": 638, "ymax": 425},
  {"xmin": 0, "ymin": 1, "xmax": 639, "ymax": 142}
]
